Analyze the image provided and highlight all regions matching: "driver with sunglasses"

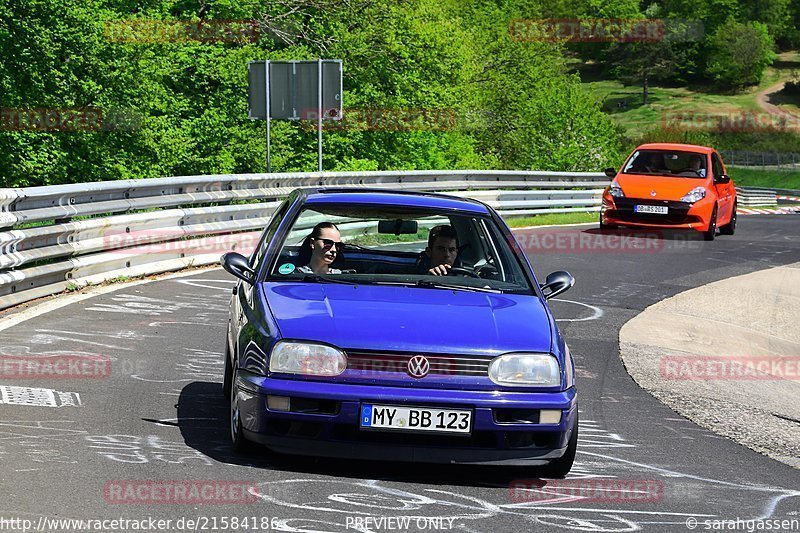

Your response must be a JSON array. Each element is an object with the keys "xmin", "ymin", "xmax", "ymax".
[{"xmin": 298, "ymin": 222, "xmax": 344, "ymax": 274}]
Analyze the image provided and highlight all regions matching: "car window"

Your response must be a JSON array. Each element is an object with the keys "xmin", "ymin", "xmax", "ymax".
[
  {"xmin": 250, "ymin": 198, "xmax": 291, "ymax": 270},
  {"xmin": 711, "ymin": 153, "xmax": 724, "ymax": 179},
  {"xmin": 623, "ymin": 150, "xmax": 707, "ymax": 178},
  {"xmin": 266, "ymin": 204, "xmax": 534, "ymax": 294}
]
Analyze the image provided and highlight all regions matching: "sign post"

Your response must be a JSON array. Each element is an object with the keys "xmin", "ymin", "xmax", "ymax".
[
  {"xmin": 248, "ymin": 59, "xmax": 342, "ymax": 173},
  {"xmin": 318, "ymin": 58, "xmax": 323, "ymax": 172}
]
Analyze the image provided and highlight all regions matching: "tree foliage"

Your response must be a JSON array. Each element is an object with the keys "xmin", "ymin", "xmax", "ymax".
[
  {"xmin": 0, "ymin": 0, "xmax": 624, "ymax": 186},
  {"xmin": 705, "ymin": 19, "xmax": 777, "ymax": 88}
]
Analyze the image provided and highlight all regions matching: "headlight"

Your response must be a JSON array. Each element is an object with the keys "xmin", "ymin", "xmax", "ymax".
[
  {"xmin": 269, "ymin": 341, "xmax": 347, "ymax": 376},
  {"xmin": 680, "ymin": 186, "xmax": 706, "ymax": 203},
  {"xmin": 488, "ymin": 353, "xmax": 561, "ymax": 387},
  {"xmin": 609, "ymin": 179, "xmax": 625, "ymax": 198}
]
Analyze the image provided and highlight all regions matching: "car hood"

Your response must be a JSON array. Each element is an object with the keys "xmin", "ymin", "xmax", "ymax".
[
  {"xmin": 615, "ymin": 174, "xmax": 710, "ymax": 201},
  {"xmin": 261, "ymin": 282, "xmax": 552, "ymax": 355}
]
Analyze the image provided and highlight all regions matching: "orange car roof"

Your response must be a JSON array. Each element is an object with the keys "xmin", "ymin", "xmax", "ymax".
[{"xmin": 635, "ymin": 143, "xmax": 715, "ymax": 154}]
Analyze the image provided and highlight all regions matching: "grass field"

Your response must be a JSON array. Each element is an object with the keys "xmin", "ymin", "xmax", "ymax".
[
  {"xmin": 728, "ymin": 167, "xmax": 800, "ymax": 190},
  {"xmin": 505, "ymin": 211, "xmax": 598, "ymax": 227},
  {"xmin": 580, "ymin": 52, "xmax": 800, "ymax": 138}
]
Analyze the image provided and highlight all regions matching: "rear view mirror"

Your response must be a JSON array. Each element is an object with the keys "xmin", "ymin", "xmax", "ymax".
[
  {"xmin": 378, "ymin": 219, "xmax": 419, "ymax": 235},
  {"xmin": 221, "ymin": 252, "xmax": 255, "ymax": 285},
  {"xmin": 540, "ymin": 271, "xmax": 575, "ymax": 300},
  {"xmin": 715, "ymin": 174, "xmax": 731, "ymax": 184},
  {"xmin": 604, "ymin": 168, "xmax": 617, "ymax": 178}
]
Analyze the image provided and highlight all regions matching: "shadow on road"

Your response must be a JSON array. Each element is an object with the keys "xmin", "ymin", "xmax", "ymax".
[{"xmin": 175, "ymin": 381, "xmax": 556, "ymax": 488}]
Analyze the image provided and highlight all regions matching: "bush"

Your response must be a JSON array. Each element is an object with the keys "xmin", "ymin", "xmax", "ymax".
[{"xmin": 705, "ymin": 19, "xmax": 776, "ymax": 89}]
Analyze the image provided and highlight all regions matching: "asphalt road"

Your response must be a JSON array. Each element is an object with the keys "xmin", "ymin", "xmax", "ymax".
[{"xmin": 1, "ymin": 215, "xmax": 799, "ymax": 533}]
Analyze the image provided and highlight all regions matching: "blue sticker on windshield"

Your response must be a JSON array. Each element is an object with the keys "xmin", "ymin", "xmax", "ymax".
[{"xmin": 278, "ymin": 263, "xmax": 295, "ymax": 275}]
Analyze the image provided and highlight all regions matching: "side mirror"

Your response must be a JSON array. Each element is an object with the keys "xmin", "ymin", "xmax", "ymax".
[
  {"xmin": 604, "ymin": 167, "xmax": 617, "ymax": 178},
  {"xmin": 221, "ymin": 252, "xmax": 255, "ymax": 285},
  {"xmin": 540, "ymin": 271, "xmax": 575, "ymax": 300},
  {"xmin": 715, "ymin": 174, "xmax": 731, "ymax": 184}
]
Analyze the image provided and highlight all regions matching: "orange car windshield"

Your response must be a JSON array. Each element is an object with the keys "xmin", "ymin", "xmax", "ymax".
[{"xmin": 622, "ymin": 150, "xmax": 707, "ymax": 178}]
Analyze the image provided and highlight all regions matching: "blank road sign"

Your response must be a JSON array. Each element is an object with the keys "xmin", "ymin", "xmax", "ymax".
[
  {"xmin": 294, "ymin": 61, "xmax": 319, "ymax": 119},
  {"xmin": 247, "ymin": 61, "xmax": 267, "ymax": 119},
  {"xmin": 269, "ymin": 62, "xmax": 293, "ymax": 119},
  {"xmin": 248, "ymin": 60, "xmax": 342, "ymax": 121},
  {"xmin": 322, "ymin": 61, "xmax": 341, "ymax": 119}
]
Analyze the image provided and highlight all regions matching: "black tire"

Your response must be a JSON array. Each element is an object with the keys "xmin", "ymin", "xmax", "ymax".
[
  {"xmin": 719, "ymin": 203, "xmax": 736, "ymax": 235},
  {"xmin": 229, "ymin": 380, "xmax": 251, "ymax": 453},
  {"xmin": 540, "ymin": 413, "xmax": 578, "ymax": 479},
  {"xmin": 703, "ymin": 206, "xmax": 718, "ymax": 241},
  {"xmin": 222, "ymin": 344, "xmax": 232, "ymax": 399}
]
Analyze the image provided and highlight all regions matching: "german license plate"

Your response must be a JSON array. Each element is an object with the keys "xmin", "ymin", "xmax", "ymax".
[
  {"xmin": 360, "ymin": 404, "xmax": 472, "ymax": 434},
  {"xmin": 634, "ymin": 204, "xmax": 668, "ymax": 214}
]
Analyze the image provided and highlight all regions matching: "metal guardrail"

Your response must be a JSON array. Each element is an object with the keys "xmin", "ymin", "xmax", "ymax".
[
  {"xmin": 3, "ymin": 171, "xmax": 792, "ymax": 312},
  {"xmin": 721, "ymin": 151, "xmax": 800, "ymax": 168},
  {"xmin": 736, "ymin": 187, "xmax": 778, "ymax": 207},
  {"xmin": 0, "ymin": 170, "xmax": 609, "ymax": 311}
]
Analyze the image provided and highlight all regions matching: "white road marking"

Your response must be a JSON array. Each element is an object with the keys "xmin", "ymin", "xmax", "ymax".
[
  {"xmin": 0, "ymin": 386, "xmax": 81, "ymax": 408},
  {"xmin": 552, "ymin": 299, "xmax": 605, "ymax": 322}
]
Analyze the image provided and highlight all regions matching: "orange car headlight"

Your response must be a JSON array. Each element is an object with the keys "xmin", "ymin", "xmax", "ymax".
[{"xmin": 680, "ymin": 186, "xmax": 707, "ymax": 204}]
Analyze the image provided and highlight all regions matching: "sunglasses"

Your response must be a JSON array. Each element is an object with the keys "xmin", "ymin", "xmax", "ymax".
[{"xmin": 316, "ymin": 238, "xmax": 343, "ymax": 249}]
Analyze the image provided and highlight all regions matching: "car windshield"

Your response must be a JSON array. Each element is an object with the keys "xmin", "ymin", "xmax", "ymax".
[
  {"xmin": 266, "ymin": 204, "xmax": 534, "ymax": 294},
  {"xmin": 623, "ymin": 150, "xmax": 707, "ymax": 178}
]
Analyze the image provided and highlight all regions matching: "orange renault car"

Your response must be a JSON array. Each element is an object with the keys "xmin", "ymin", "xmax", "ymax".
[{"xmin": 600, "ymin": 143, "xmax": 737, "ymax": 241}]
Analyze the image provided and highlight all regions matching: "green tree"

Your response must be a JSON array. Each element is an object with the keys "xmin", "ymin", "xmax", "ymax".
[
  {"xmin": 607, "ymin": 39, "xmax": 677, "ymax": 105},
  {"xmin": 705, "ymin": 18, "xmax": 776, "ymax": 88}
]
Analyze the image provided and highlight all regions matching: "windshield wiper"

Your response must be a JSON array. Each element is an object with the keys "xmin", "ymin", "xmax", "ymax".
[
  {"xmin": 302, "ymin": 274, "xmax": 358, "ymax": 285},
  {"xmin": 413, "ymin": 279, "xmax": 502, "ymax": 293},
  {"xmin": 369, "ymin": 279, "xmax": 501, "ymax": 293}
]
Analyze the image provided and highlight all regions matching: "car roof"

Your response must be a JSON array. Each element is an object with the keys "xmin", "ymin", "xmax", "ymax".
[
  {"xmin": 635, "ymin": 143, "xmax": 715, "ymax": 154},
  {"xmin": 300, "ymin": 188, "xmax": 491, "ymax": 215}
]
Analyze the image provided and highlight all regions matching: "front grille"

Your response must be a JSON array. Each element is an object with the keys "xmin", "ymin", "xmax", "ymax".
[
  {"xmin": 345, "ymin": 351, "xmax": 492, "ymax": 377},
  {"xmin": 612, "ymin": 198, "xmax": 695, "ymax": 225},
  {"xmin": 333, "ymin": 425, "xmax": 497, "ymax": 447}
]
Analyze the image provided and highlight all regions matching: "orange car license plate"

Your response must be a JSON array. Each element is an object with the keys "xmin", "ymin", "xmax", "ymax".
[{"xmin": 634, "ymin": 205, "xmax": 668, "ymax": 214}]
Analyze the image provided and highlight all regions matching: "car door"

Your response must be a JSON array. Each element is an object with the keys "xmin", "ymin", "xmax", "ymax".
[
  {"xmin": 228, "ymin": 198, "xmax": 291, "ymax": 358},
  {"xmin": 711, "ymin": 152, "xmax": 733, "ymax": 222}
]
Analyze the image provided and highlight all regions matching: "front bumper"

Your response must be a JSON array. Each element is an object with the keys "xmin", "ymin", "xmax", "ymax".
[
  {"xmin": 235, "ymin": 371, "xmax": 578, "ymax": 465},
  {"xmin": 602, "ymin": 196, "xmax": 714, "ymax": 230}
]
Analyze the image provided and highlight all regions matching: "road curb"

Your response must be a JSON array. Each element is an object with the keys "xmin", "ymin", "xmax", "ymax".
[{"xmin": 618, "ymin": 263, "xmax": 800, "ymax": 470}]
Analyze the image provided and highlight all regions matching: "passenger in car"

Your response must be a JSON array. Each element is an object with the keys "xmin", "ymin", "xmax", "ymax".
[
  {"xmin": 297, "ymin": 222, "xmax": 344, "ymax": 274},
  {"xmin": 632, "ymin": 152, "xmax": 664, "ymax": 173},
  {"xmin": 417, "ymin": 224, "xmax": 459, "ymax": 276},
  {"xmin": 690, "ymin": 155, "xmax": 707, "ymax": 177}
]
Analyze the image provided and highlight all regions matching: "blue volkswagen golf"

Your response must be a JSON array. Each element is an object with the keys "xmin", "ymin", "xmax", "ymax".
[{"xmin": 221, "ymin": 188, "xmax": 578, "ymax": 476}]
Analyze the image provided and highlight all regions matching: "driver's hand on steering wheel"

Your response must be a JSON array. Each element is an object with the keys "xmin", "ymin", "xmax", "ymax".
[{"xmin": 428, "ymin": 264, "xmax": 451, "ymax": 276}]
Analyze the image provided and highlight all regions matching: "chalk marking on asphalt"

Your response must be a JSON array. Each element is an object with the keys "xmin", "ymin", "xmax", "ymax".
[
  {"xmin": 0, "ymin": 386, "xmax": 81, "ymax": 408},
  {"xmin": 0, "ymin": 267, "xmax": 219, "ymax": 333},
  {"xmin": 169, "ymin": 278, "xmax": 235, "ymax": 291},
  {"xmin": 551, "ymin": 298, "xmax": 604, "ymax": 322}
]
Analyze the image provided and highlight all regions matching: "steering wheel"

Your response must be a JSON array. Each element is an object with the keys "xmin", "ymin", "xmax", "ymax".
[
  {"xmin": 446, "ymin": 266, "xmax": 481, "ymax": 278},
  {"xmin": 677, "ymin": 168, "xmax": 704, "ymax": 176},
  {"xmin": 474, "ymin": 264, "xmax": 500, "ymax": 279}
]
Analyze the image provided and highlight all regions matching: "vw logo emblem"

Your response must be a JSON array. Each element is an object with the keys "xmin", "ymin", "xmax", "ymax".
[
  {"xmin": 650, "ymin": 190, "xmax": 657, "ymax": 197},
  {"xmin": 407, "ymin": 355, "xmax": 430, "ymax": 378}
]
